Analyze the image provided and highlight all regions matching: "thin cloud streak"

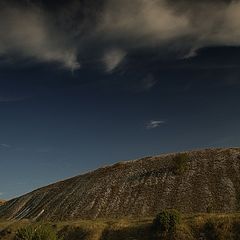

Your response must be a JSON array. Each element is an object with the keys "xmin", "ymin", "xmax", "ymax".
[
  {"xmin": 141, "ymin": 75, "xmax": 157, "ymax": 91},
  {"xmin": 0, "ymin": 144, "xmax": 11, "ymax": 148},
  {"xmin": 146, "ymin": 120, "xmax": 165, "ymax": 129}
]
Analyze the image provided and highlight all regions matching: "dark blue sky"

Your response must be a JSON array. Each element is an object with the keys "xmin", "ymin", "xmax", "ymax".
[{"xmin": 0, "ymin": 0, "xmax": 240, "ymax": 199}]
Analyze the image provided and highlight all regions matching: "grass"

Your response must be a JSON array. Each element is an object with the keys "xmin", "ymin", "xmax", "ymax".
[{"xmin": 1, "ymin": 213, "xmax": 240, "ymax": 240}]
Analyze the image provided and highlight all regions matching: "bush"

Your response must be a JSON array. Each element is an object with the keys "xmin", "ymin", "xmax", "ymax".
[
  {"xmin": 202, "ymin": 218, "xmax": 233, "ymax": 240},
  {"xmin": 203, "ymin": 219, "xmax": 218, "ymax": 240},
  {"xmin": 15, "ymin": 224, "xmax": 60, "ymax": 240},
  {"xmin": 172, "ymin": 153, "xmax": 188, "ymax": 175},
  {"xmin": 153, "ymin": 209, "xmax": 181, "ymax": 238},
  {"xmin": 15, "ymin": 225, "xmax": 35, "ymax": 240},
  {"xmin": 232, "ymin": 222, "xmax": 240, "ymax": 240}
]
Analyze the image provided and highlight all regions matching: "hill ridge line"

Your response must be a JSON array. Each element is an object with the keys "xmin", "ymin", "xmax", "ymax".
[{"xmin": 1, "ymin": 147, "xmax": 240, "ymax": 220}]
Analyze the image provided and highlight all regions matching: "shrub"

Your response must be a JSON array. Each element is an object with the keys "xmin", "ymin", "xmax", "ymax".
[
  {"xmin": 203, "ymin": 219, "xmax": 218, "ymax": 240},
  {"xmin": 15, "ymin": 224, "xmax": 59, "ymax": 240},
  {"xmin": 33, "ymin": 225, "xmax": 58, "ymax": 240},
  {"xmin": 172, "ymin": 153, "xmax": 188, "ymax": 175},
  {"xmin": 153, "ymin": 209, "xmax": 181, "ymax": 238},
  {"xmin": 202, "ymin": 218, "xmax": 233, "ymax": 240},
  {"xmin": 15, "ymin": 225, "xmax": 35, "ymax": 240},
  {"xmin": 232, "ymin": 222, "xmax": 240, "ymax": 240}
]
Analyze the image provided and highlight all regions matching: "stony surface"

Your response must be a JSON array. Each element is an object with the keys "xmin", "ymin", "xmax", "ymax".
[{"xmin": 1, "ymin": 148, "xmax": 240, "ymax": 221}]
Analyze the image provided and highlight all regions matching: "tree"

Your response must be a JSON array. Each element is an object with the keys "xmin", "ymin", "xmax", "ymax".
[{"xmin": 153, "ymin": 209, "xmax": 181, "ymax": 239}]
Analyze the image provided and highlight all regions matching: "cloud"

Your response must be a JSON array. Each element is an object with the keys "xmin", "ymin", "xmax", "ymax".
[
  {"xmin": 102, "ymin": 49, "xmax": 126, "ymax": 72},
  {"xmin": 0, "ymin": 143, "xmax": 11, "ymax": 148},
  {"xmin": 95, "ymin": 0, "xmax": 240, "ymax": 58},
  {"xmin": 182, "ymin": 47, "xmax": 199, "ymax": 59},
  {"xmin": 0, "ymin": 95, "xmax": 30, "ymax": 103},
  {"xmin": 1, "ymin": 0, "xmax": 240, "ymax": 71},
  {"xmin": 131, "ymin": 75, "xmax": 158, "ymax": 92},
  {"xmin": 97, "ymin": 0, "xmax": 189, "ymax": 47},
  {"xmin": 146, "ymin": 120, "xmax": 165, "ymax": 129},
  {"xmin": 0, "ymin": 192, "xmax": 3, "ymax": 196},
  {"xmin": 0, "ymin": 4, "xmax": 80, "ymax": 70},
  {"xmin": 141, "ymin": 75, "xmax": 157, "ymax": 91}
]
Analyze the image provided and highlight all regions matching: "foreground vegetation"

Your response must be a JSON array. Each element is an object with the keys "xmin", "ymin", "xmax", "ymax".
[{"xmin": 1, "ymin": 212, "xmax": 240, "ymax": 240}]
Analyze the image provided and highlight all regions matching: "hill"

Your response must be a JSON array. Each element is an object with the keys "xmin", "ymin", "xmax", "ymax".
[
  {"xmin": 0, "ymin": 148, "xmax": 240, "ymax": 221},
  {"xmin": 0, "ymin": 200, "xmax": 5, "ymax": 206}
]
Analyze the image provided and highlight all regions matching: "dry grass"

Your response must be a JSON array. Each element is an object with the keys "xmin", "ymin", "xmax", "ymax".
[{"xmin": 1, "ymin": 213, "xmax": 240, "ymax": 240}]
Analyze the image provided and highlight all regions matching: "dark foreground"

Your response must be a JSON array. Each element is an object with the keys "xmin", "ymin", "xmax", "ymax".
[{"xmin": 1, "ymin": 213, "xmax": 240, "ymax": 240}]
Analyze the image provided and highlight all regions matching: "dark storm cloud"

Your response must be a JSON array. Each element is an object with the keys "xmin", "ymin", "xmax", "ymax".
[{"xmin": 1, "ymin": 0, "xmax": 240, "ymax": 71}]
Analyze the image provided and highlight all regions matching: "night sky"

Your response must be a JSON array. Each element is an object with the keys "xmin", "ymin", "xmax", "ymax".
[{"xmin": 0, "ymin": 0, "xmax": 240, "ymax": 199}]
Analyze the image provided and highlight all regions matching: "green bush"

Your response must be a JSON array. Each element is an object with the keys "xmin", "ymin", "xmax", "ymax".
[
  {"xmin": 172, "ymin": 153, "xmax": 188, "ymax": 175},
  {"xmin": 153, "ymin": 209, "xmax": 181, "ymax": 238},
  {"xmin": 15, "ymin": 224, "xmax": 59, "ymax": 240},
  {"xmin": 15, "ymin": 225, "xmax": 35, "ymax": 240}
]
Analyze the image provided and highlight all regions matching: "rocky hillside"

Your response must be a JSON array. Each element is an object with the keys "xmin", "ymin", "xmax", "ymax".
[
  {"xmin": 0, "ymin": 200, "xmax": 5, "ymax": 206},
  {"xmin": 0, "ymin": 148, "xmax": 240, "ymax": 221}
]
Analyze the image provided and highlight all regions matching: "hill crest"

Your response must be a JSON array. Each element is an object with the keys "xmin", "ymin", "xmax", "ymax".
[{"xmin": 0, "ymin": 147, "xmax": 240, "ymax": 221}]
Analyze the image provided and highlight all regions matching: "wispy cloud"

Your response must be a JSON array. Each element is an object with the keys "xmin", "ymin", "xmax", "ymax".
[
  {"xmin": 146, "ymin": 120, "xmax": 165, "ymax": 129},
  {"xmin": 102, "ymin": 49, "xmax": 126, "ymax": 72},
  {"xmin": 0, "ymin": 95, "xmax": 30, "ymax": 103},
  {"xmin": 0, "ymin": 143, "xmax": 11, "ymax": 148},
  {"xmin": 140, "ymin": 75, "xmax": 157, "ymax": 91}
]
